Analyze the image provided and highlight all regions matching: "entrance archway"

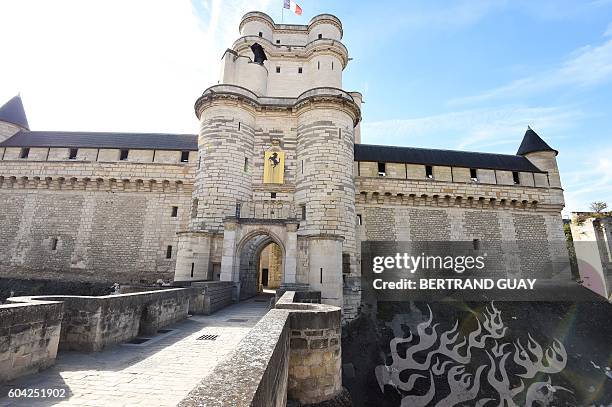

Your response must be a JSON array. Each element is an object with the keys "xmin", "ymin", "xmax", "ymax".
[{"xmin": 236, "ymin": 231, "xmax": 285, "ymax": 300}]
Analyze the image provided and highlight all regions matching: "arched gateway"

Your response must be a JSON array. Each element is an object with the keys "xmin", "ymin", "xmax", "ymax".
[{"xmin": 220, "ymin": 218, "xmax": 300, "ymax": 300}]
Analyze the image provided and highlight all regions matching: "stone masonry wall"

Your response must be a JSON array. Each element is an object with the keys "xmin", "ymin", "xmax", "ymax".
[
  {"xmin": 0, "ymin": 301, "xmax": 63, "ymax": 382},
  {"xmin": 0, "ymin": 186, "xmax": 191, "ymax": 284}
]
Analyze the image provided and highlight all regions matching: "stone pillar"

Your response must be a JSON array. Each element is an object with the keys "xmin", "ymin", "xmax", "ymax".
[
  {"xmin": 284, "ymin": 221, "xmax": 299, "ymax": 285},
  {"xmin": 283, "ymin": 302, "xmax": 342, "ymax": 405},
  {"xmin": 220, "ymin": 218, "xmax": 240, "ymax": 300}
]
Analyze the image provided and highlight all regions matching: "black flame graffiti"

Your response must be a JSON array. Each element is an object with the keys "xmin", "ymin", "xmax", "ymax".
[{"xmin": 375, "ymin": 303, "xmax": 570, "ymax": 407}]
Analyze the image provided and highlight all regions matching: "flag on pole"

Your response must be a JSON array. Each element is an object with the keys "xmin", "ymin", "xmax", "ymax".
[{"xmin": 283, "ymin": 0, "xmax": 302, "ymax": 15}]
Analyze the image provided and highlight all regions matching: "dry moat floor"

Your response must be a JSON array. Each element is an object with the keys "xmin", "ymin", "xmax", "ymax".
[{"xmin": 0, "ymin": 296, "xmax": 271, "ymax": 407}]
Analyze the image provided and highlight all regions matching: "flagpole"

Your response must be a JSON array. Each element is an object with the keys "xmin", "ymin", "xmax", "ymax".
[{"xmin": 281, "ymin": 5, "xmax": 284, "ymax": 23}]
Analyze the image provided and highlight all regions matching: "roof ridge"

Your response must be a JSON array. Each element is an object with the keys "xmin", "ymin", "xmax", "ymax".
[{"xmin": 356, "ymin": 143, "xmax": 525, "ymax": 158}]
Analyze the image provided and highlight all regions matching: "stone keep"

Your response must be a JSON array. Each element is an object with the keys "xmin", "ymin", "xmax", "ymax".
[{"xmin": 174, "ymin": 13, "xmax": 360, "ymax": 308}]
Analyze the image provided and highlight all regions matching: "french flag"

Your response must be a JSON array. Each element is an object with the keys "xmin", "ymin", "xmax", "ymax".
[{"xmin": 283, "ymin": 0, "xmax": 302, "ymax": 15}]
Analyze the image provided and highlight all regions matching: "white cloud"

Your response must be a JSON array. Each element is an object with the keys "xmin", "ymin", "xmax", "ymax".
[
  {"xmin": 361, "ymin": 105, "xmax": 581, "ymax": 153},
  {"xmin": 0, "ymin": 0, "xmax": 272, "ymax": 133},
  {"xmin": 605, "ymin": 22, "xmax": 612, "ymax": 37},
  {"xmin": 561, "ymin": 148, "xmax": 612, "ymax": 215},
  {"xmin": 450, "ymin": 37, "xmax": 612, "ymax": 105}
]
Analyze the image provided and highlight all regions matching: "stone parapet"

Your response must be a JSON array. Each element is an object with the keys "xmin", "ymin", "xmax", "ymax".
[
  {"xmin": 0, "ymin": 300, "xmax": 63, "ymax": 382},
  {"xmin": 7, "ymin": 288, "xmax": 194, "ymax": 352},
  {"xmin": 179, "ymin": 291, "xmax": 345, "ymax": 406}
]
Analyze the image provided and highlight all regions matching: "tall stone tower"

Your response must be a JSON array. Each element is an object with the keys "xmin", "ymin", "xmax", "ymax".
[{"xmin": 174, "ymin": 12, "xmax": 362, "ymax": 308}]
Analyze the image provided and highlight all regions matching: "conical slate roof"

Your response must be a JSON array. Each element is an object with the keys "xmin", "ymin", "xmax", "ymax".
[
  {"xmin": 0, "ymin": 95, "xmax": 29, "ymax": 130},
  {"xmin": 516, "ymin": 126, "xmax": 557, "ymax": 156}
]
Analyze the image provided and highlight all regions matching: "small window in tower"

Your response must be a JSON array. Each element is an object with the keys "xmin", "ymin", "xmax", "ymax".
[
  {"xmin": 271, "ymin": 192, "xmax": 277, "ymax": 199},
  {"xmin": 119, "ymin": 149, "xmax": 129, "ymax": 161},
  {"xmin": 338, "ymin": 128, "xmax": 342, "ymax": 139},
  {"xmin": 244, "ymin": 157, "xmax": 249, "ymax": 172},
  {"xmin": 235, "ymin": 202, "xmax": 241, "ymax": 217},
  {"xmin": 357, "ymin": 214, "xmax": 362, "ymax": 225},
  {"xmin": 166, "ymin": 245, "xmax": 173, "ymax": 259},
  {"xmin": 378, "ymin": 162, "xmax": 386, "ymax": 177},
  {"xmin": 332, "ymin": 61, "xmax": 334, "ymax": 70},
  {"xmin": 69, "ymin": 148, "xmax": 78, "ymax": 160},
  {"xmin": 298, "ymin": 67, "xmax": 303, "ymax": 74},
  {"xmin": 317, "ymin": 61, "xmax": 320, "ymax": 70},
  {"xmin": 171, "ymin": 206, "xmax": 178, "ymax": 217},
  {"xmin": 197, "ymin": 154, "xmax": 201, "ymax": 169},
  {"xmin": 190, "ymin": 262, "xmax": 194, "ymax": 278},
  {"xmin": 20, "ymin": 148, "xmax": 29, "ymax": 159},
  {"xmin": 318, "ymin": 33, "xmax": 323, "ymax": 39},
  {"xmin": 276, "ymin": 39, "xmax": 280, "ymax": 44},
  {"xmin": 426, "ymin": 165, "xmax": 433, "ymax": 179},
  {"xmin": 276, "ymin": 66, "xmax": 281, "ymax": 73},
  {"xmin": 300, "ymin": 204, "xmax": 306, "ymax": 220},
  {"xmin": 512, "ymin": 171, "xmax": 520, "ymax": 184},
  {"xmin": 180, "ymin": 151, "xmax": 189, "ymax": 162},
  {"xmin": 470, "ymin": 168, "xmax": 478, "ymax": 182},
  {"xmin": 51, "ymin": 238, "xmax": 58, "ymax": 251},
  {"xmin": 258, "ymin": 32, "xmax": 262, "ymax": 37},
  {"xmin": 238, "ymin": 122, "xmax": 241, "ymax": 131}
]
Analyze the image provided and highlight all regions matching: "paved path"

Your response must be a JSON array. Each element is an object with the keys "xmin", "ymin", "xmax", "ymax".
[{"xmin": 0, "ymin": 296, "xmax": 272, "ymax": 407}]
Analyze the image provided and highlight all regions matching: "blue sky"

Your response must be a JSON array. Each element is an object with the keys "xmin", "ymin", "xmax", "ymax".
[{"xmin": 0, "ymin": 0, "xmax": 610, "ymax": 215}]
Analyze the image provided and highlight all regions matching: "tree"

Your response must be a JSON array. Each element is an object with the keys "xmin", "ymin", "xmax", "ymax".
[{"xmin": 589, "ymin": 201, "xmax": 608, "ymax": 213}]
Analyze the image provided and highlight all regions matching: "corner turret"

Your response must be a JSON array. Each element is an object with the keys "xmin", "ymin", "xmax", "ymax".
[
  {"xmin": 517, "ymin": 126, "xmax": 561, "ymax": 188},
  {"xmin": 0, "ymin": 95, "xmax": 29, "ymax": 143}
]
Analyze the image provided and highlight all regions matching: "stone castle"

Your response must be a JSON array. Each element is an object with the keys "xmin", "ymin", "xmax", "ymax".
[{"xmin": 0, "ymin": 11, "xmax": 567, "ymax": 320}]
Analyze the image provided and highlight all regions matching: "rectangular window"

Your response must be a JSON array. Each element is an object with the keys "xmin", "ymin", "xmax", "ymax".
[
  {"xmin": 378, "ymin": 162, "xmax": 386, "ymax": 177},
  {"xmin": 276, "ymin": 66, "xmax": 281, "ymax": 73},
  {"xmin": 171, "ymin": 206, "xmax": 178, "ymax": 217},
  {"xmin": 318, "ymin": 61, "xmax": 320, "ymax": 70},
  {"xmin": 338, "ymin": 128, "xmax": 342, "ymax": 139},
  {"xmin": 238, "ymin": 122, "xmax": 241, "ymax": 131},
  {"xmin": 512, "ymin": 171, "xmax": 520, "ymax": 184},
  {"xmin": 235, "ymin": 203, "xmax": 241, "ymax": 217},
  {"xmin": 69, "ymin": 148, "xmax": 78, "ymax": 160},
  {"xmin": 244, "ymin": 157, "xmax": 248, "ymax": 172},
  {"xmin": 426, "ymin": 165, "xmax": 433, "ymax": 179},
  {"xmin": 332, "ymin": 61, "xmax": 334, "ymax": 70},
  {"xmin": 276, "ymin": 39, "xmax": 280, "ymax": 44},
  {"xmin": 258, "ymin": 32, "xmax": 262, "ymax": 37},
  {"xmin": 298, "ymin": 67, "xmax": 303, "ymax": 74},
  {"xmin": 119, "ymin": 149, "xmax": 129, "ymax": 161},
  {"xmin": 357, "ymin": 214, "xmax": 362, "ymax": 225},
  {"xmin": 190, "ymin": 263, "xmax": 194, "ymax": 278},
  {"xmin": 318, "ymin": 33, "xmax": 323, "ymax": 39},
  {"xmin": 271, "ymin": 192, "xmax": 277, "ymax": 199},
  {"xmin": 20, "ymin": 147, "xmax": 29, "ymax": 159},
  {"xmin": 470, "ymin": 168, "xmax": 478, "ymax": 182},
  {"xmin": 301, "ymin": 160, "xmax": 304, "ymax": 174},
  {"xmin": 301, "ymin": 204, "xmax": 306, "ymax": 220},
  {"xmin": 320, "ymin": 268, "xmax": 323, "ymax": 284},
  {"xmin": 51, "ymin": 238, "xmax": 58, "ymax": 251},
  {"xmin": 180, "ymin": 151, "xmax": 189, "ymax": 162},
  {"xmin": 166, "ymin": 245, "xmax": 173, "ymax": 259}
]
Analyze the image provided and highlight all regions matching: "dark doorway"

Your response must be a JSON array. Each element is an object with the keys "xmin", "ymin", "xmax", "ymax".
[{"xmin": 261, "ymin": 268, "xmax": 269, "ymax": 287}]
